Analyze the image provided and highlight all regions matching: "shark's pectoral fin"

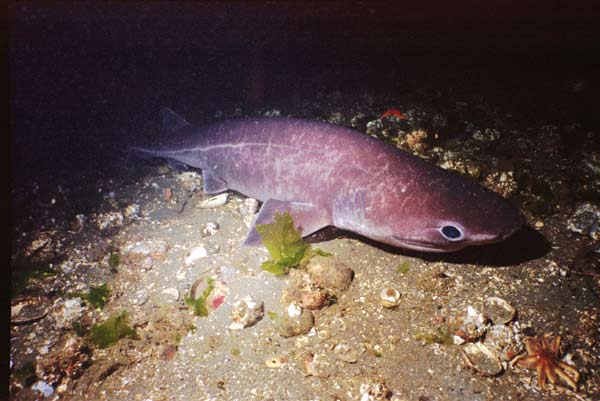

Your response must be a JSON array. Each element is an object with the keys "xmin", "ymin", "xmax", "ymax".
[
  {"xmin": 242, "ymin": 199, "xmax": 331, "ymax": 247},
  {"xmin": 202, "ymin": 170, "xmax": 228, "ymax": 194}
]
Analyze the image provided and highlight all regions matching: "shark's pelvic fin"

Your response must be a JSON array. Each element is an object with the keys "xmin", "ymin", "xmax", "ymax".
[{"xmin": 202, "ymin": 170, "xmax": 229, "ymax": 194}]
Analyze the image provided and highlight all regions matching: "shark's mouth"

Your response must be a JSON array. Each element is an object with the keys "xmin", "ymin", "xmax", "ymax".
[{"xmin": 388, "ymin": 236, "xmax": 467, "ymax": 253}]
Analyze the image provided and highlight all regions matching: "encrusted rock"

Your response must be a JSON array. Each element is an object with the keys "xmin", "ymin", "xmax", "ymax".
[
  {"xmin": 52, "ymin": 298, "xmax": 84, "ymax": 329},
  {"xmin": 567, "ymin": 203, "xmax": 600, "ymax": 241},
  {"xmin": 229, "ymin": 296, "xmax": 264, "ymax": 330},
  {"xmin": 95, "ymin": 211, "xmax": 124, "ymax": 232},
  {"xmin": 277, "ymin": 304, "xmax": 314, "ymax": 338},
  {"xmin": 306, "ymin": 256, "xmax": 354, "ymax": 293}
]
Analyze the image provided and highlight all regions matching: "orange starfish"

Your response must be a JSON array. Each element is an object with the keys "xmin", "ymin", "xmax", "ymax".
[{"xmin": 513, "ymin": 334, "xmax": 580, "ymax": 392}]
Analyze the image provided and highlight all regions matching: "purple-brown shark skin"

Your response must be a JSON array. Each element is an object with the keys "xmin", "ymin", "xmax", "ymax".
[{"xmin": 134, "ymin": 108, "xmax": 525, "ymax": 252}]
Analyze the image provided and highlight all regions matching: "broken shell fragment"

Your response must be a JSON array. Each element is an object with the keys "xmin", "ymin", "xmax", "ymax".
[
  {"xmin": 200, "ymin": 222, "xmax": 220, "ymax": 237},
  {"xmin": 265, "ymin": 356, "xmax": 287, "ymax": 368},
  {"xmin": 485, "ymin": 297, "xmax": 516, "ymax": 325},
  {"xmin": 158, "ymin": 288, "xmax": 180, "ymax": 303},
  {"xmin": 379, "ymin": 287, "xmax": 401, "ymax": 308},
  {"xmin": 199, "ymin": 193, "xmax": 229, "ymax": 208},
  {"xmin": 11, "ymin": 295, "xmax": 50, "ymax": 325},
  {"xmin": 334, "ymin": 341, "xmax": 365, "ymax": 363},
  {"xmin": 229, "ymin": 296, "xmax": 264, "ymax": 330},
  {"xmin": 484, "ymin": 324, "xmax": 520, "ymax": 361},
  {"xmin": 462, "ymin": 342, "xmax": 503, "ymax": 376},
  {"xmin": 454, "ymin": 305, "xmax": 489, "ymax": 341}
]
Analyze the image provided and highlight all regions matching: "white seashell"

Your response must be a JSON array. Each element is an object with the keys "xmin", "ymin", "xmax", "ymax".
[
  {"xmin": 185, "ymin": 247, "xmax": 208, "ymax": 265},
  {"xmin": 199, "ymin": 193, "xmax": 229, "ymax": 208},
  {"xmin": 379, "ymin": 287, "xmax": 401, "ymax": 308}
]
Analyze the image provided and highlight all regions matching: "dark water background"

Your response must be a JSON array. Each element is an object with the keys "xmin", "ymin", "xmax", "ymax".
[{"xmin": 9, "ymin": 2, "xmax": 600, "ymax": 188}]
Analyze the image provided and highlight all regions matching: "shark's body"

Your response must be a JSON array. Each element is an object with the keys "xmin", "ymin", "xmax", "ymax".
[{"xmin": 134, "ymin": 108, "xmax": 524, "ymax": 252}]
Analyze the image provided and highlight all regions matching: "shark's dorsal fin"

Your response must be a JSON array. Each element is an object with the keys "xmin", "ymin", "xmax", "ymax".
[{"xmin": 160, "ymin": 107, "xmax": 190, "ymax": 134}]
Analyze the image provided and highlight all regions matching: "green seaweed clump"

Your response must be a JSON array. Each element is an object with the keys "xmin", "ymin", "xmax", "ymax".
[
  {"xmin": 90, "ymin": 311, "xmax": 134, "ymax": 348},
  {"xmin": 255, "ymin": 212, "xmax": 331, "ymax": 275},
  {"xmin": 108, "ymin": 249, "xmax": 120, "ymax": 271},
  {"xmin": 79, "ymin": 283, "xmax": 110, "ymax": 309},
  {"xmin": 185, "ymin": 278, "xmax": 215, "ymax": 317},
  {"xmin": 414, "ymin": 329, "xmax": 454, "ymax": 346},
  {"xmin": 396, "ymin": 261, "xmax": 410, "ymax": 274},
  {"xmin": 11, "ymin": 257, "xmax": 56, "ymax": 297}
]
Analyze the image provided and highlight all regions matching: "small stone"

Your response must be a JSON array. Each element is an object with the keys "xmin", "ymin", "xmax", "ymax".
[
  {"xmin": 95, "ymin": 211, "xmax": 124, "ymax": 232},
  {"xmin": 32, "ymin": 380, "xmax": 54, "ymax": 397},
  {"xmin": 277, "ymin": 307, "xmax": 314, "ymax": 338},
  {"xmin": 200, "ymin": 222, "xmax": 220, "ymax": 237},
  {"xmin": 123, "ymin": 204, "xmax": 141, "ymax": 221},
  {"xmin": 53, "ymin": 298, "xmax": 84, "ymax": 329},
  {"xmin": 159, "ymin": 344, "xmax": 178, "ymax": 361},
  {"xmin": 71, "ymin": 214, "xmax": 86, "ymax": 232}
]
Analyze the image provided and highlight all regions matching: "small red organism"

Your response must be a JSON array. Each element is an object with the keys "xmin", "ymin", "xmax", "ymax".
[
  {"xmin": 210, "ymin": 295, "xmax": 225, "ymax": 310},
  {"xmin": 379, "ymin": 109, "xmax": 408, "ymax": 120}
]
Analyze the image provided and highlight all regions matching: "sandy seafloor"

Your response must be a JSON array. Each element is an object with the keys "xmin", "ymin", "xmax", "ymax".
[
  {"xmin": 8, "ymin": 4, "xmax": 600, "ymax": 401},
  {"xmin": 10, "ymin": 85, "xmax": 600, "ymax": 401}
]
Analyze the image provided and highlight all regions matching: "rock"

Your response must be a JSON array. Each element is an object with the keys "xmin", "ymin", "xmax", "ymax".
[
  {"xmin": 277, "ymin": 306, "xmax": 314, "ymax": 338},
  {"xmin": 307, "ymin": 257, "xmax": 354, "ymax": 294},
  {"xmin": 229, "ymin": 296, "xmax": 264, "ymax": 330}
]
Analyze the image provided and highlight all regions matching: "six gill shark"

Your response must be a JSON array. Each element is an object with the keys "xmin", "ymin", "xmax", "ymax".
[{"xmin": 134, "ymin": 108, "xmax": 524, "ymax": 252}]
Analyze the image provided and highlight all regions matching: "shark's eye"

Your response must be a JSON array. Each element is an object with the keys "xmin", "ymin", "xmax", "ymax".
[{"xmin": 440, "ymin": 225, "xmax": 463, "ymax": 241}]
